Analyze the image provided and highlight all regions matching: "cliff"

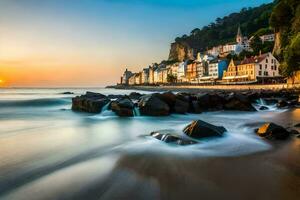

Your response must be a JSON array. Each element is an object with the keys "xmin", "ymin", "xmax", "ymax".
[{"xmin": 168, "ymin": 42, "xmax": 194, "ymax": 62}]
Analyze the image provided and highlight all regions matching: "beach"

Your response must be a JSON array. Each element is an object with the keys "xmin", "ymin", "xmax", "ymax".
[{"xmin": 0, "ymin": 88, "xmax": 299, "ymax": 200}]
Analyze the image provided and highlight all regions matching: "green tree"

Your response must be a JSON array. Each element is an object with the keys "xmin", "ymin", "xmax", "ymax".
[
  {"xmin": 167, "ymin": 74, "xmax": 177, "ymax": 83},
  {"xmin": 250, "ymin": 35, "xmax": 263, "ymax": 54},
  {"xmin": 282, "ymin": 33, "xmax": 300, "ymax": 80}
]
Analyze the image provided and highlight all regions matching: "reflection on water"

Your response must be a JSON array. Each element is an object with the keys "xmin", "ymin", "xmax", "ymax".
[{"xmin": 0, "ymin": 88, "xmax": 297, "ymax": 199}]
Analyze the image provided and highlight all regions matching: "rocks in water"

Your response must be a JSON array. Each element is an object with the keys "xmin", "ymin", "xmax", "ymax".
[
  {"xmin": 196, "ymin": 93, "xmax": 225, "ymax": 111},
  {"xmin": 110, "ymin": 96, "xmax": 135, "ymax": 117},
  {"xmin": 259, "ymin": 106, "xmax": 269, "ymax": 110},
  {"xmin": 61, "ymin": 92, "xmax": 74, "ymax": 95},
  {"xmin": 183, "ymin": 120, "xmax": 226, "ymax": 139},
  {"xmin": 150, "ymin": 130, "xmax": 197, "ymax": 145},
  {"xmin": 277, "ymin": 100, "xmax": 289, "ymax": 108},
  {"xmin": 225, "ymin": 93, "xmax": 256, "ymax": 111},
  {"xmin": 129, "ymin": 92, "xmax": 142, "ymax": 100},
  {"xmin": 256, "ymin": 123, "xmax": 290, "ymax": 140},
  {"xmin": 138, "ymin": 94, "xmax": 170, "ymax": 116},
  {"xmin": 107, "ymin": 94, "xmax": 124, "ymax": 99},
  {"xmin": 290, "ymin": 129, "xmax": 299, "ymax": 135},
  {"xmin": 72, "ymin": 92, "xmax": 110, "ymax": 113},
  {"xmin": 294, "ymin": 123, "xmax": 300, "ymax": 127}
]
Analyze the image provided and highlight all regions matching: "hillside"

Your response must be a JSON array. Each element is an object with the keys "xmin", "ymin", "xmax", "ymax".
[
  {"xmin": 169, "ymin": 2, "xmax": 275, "ymax": 61},
  {"xmin": 270, "ymin": 0, "xmax": 300, "ymax": 77}
]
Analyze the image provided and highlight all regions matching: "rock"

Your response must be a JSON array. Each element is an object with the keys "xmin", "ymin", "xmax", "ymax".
[
  {"xmin": 110, "ymin": 96, "xmax": 135, "ymax": 117},
  {"xmin": 196, "ymin": 93, "xmax": 225, "ymax": 111},
  {"xmin": 294, "ymin": 123, "xmax": 300, "ymax": 127},
  {"xmin": 290, "ymin": 129, "xmax": 299, "ymax": 135},
  {"xmin": 150, "ymin": 130, "xmax": 197, "ymax": 145},
  {"xmin": 173, "ymin": 98, "xmax": 189, "ymax": 114},
  {"xmin": 183, "ymin": 120, "xmax": 226, "ymax": 139},
  {"xmin": 72, "ymin": 92, "xmax": 110, "ymax": 113},
  {"xmin": 61, "ymin": 92, "xmax": 74, "ymax": 94},
  {"xmin": 158, "ymin": 92, "xmax": 177, "ymax": 108},
  {"xmin": 256, "ymin": 123, "xmax": 289, "ymax": 140},
  {"xmin": 138, "ymin": 94, "xmax": 170, "ymax": 116},
  {"xmin": 277, "ymin": 100, "xmax": 289, "ymax": 108},
  {"xmin": 225, "ymin": 93, "xmax": 256, "ymax": 111},
  {"xmin": 259, "ymin": 106, "xmax": 269, "ymax": 110},
  {"xmin": 189, "ymin": 100, "xmax": 202, "ymax": 114},
  {"xmin": 129, "ymin": 92, "xmax": 142, "ymax": 100},
  {"xmin": 107, "ymin": 94, "xmax": 124, "ymax": 99}
]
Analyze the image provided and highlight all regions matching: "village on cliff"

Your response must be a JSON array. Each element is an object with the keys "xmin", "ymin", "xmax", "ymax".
[{"xmin": 119, "ymin": 27, "xmax": 285, "ymax": 86}]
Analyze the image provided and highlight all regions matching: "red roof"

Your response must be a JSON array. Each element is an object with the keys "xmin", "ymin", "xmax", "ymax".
[{"xmin": 240, "ymin": 53, "xmax": 268, "ymax": 65}]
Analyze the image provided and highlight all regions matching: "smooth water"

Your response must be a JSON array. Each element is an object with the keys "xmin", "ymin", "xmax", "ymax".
[{"xmin": 0, "ymin": 88, "xmax": 291, "ymax": 199}]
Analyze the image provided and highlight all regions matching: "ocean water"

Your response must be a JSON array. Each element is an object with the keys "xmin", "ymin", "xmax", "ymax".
[{"xmin": 0, "ymin": 88, "xmax": 291, "ymax": 199}]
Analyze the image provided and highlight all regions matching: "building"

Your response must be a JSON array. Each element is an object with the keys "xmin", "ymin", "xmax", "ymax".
[
  {"xmin": 198, "ymin": 59, "xmax": 228, "ymax": 82},
  {"xmin": 186, "ymin": 60, "xmax": 197, "ymax": 82},
  {"xmin": 207, "ymin": 26, "xmax": 252, "ymax": 57},
  {"xmin": 128, "ymin": 73, "xmax": 136, "ymax": 85},
  {"xmin": 223, "ymin": 52, "xmax": 280, "ymax": 83},
  {"xmin": 177, "ymin": 61, "xmax": 188, "ymax": 82},
  {"xmin": 141, "ymin": 68, "xmax": 149, "ymax": 84},
  {"xmin": 134, "ymin": 72, "xmax": 142, "ymax": 85},
  {"xmin": 121, "ymin": 68, "xmax": 133, "ymax": 85},
  {"xmin": 260, "ymin": 34, "xmax": 275, "ymax": 43}
]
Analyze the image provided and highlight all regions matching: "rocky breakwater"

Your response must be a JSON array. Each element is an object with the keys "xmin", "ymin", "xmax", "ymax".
[
  {"xmin": 71, "ymin": 89, "xmax": 300, "ymax": 115},
  {"xmin": 72, "ymin": 92, "xmax": 110, "ymax": 113}
]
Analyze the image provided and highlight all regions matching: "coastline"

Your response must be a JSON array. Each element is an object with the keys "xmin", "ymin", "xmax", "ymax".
[{"xmin": 107, "ymin": 84, "xmax": 299, "ymax": 93}]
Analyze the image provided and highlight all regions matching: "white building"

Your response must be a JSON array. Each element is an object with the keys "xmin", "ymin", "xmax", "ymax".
[
  {"xmin": 260, "ymin": 34, "xmax": 275, "ymax": 43},
  {"xmin": 177, "ymin": 61, "xmax": 188, "ymax": 82}
]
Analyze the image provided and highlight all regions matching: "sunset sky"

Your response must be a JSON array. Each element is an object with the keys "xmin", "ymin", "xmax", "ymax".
[{"xmin": 0, "ymin": 0, "xmax": 272, "ymax": 87}]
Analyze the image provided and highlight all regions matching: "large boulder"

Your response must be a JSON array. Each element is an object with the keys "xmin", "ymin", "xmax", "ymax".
[
  {"xmin": 196, "ymin": 93, "xmax": 225, "ymax": 111},
  {"xmin": 128, "ymin": 92, "xmax": 142, "ymax": 100},
  {"xmin": 150, "ymin": 130, "xmax": 197, "ymax": 145},
  {"xmin": 72, "ymin": 92, "xmax": 110, "ymax": 113},
  {"xmin": 183, "ymin": 120, "xmax": 226, "ymax": 139},
  {"xmin": 138, "ymin": 94, "xmax": 170, "ymax": 116},
  {"xmin": 110, "ymin": 96, "xmax": 135, "ymax": 117},
  {"xmin": 158, "ymin": 92, "xmax": 177, "ymax": 108},
  {"xmin": 256, "ymin": 123, "xmax": 290, "ymax": 140},
  {"xmin": 224, "ymin": 93, "xmax": 256, "ymax": 111}
]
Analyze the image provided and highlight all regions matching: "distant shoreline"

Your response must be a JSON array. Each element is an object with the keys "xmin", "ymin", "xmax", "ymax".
[{"xmin": 106, "ymin": 83, "xmax": 299, "ymax": 93}]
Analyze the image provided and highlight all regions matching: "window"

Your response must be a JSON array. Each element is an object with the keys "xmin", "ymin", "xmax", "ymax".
[
  {"xmin": 271, "ymin": 66, "xmax": 273, "ymax": 70},
  {"xmin": 265, "ymin": 64, "xmax": 267, "ymax": 69},
  {"xmin": 259, "ymin": 64, "xmax": 262, "ymax": 70},
  {"xmin": 274, "ymin": 66, "xmax": 277, "ymax": 70},
  {"xmin": 266, "ymin": 59, "xmax": 268, "ymax": 63},
  {"xmin": 273, "ymin": 72, "xmax": 275, "ymax": 76},
  {"xmin": 259, "ymin": 71, "xmax": 262, "ymax": 76}
]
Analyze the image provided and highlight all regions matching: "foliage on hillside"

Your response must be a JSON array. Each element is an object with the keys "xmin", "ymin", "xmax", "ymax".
[
  {"xmin": 270, "ymin": 0, "xmax": 300, "ymax": 77},
  {"xmin": 174, "ymin": 3, "xmax": 274, "ymax": 52}
]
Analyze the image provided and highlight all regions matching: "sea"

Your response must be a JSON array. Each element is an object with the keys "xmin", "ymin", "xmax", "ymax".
[{"xmin": 0, "ymin": 88, "xmax": 292, "ymax": 200}]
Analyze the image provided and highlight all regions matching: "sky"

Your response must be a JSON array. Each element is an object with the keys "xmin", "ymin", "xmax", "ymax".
[{"xmin": 0, "ymin": 0, "xmax": 272, "ymax": 87}]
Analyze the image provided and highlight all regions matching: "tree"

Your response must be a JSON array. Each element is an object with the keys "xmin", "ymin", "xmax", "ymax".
[
  {"xmin": 282, "ymin": 33, "xmax": 300, "ymax": 79},
  {"xmin": 167, "ymin": 74, "xmax": 177, "ymax": 83},
  {"xmin": 250, "ymin": 35, "xmax": 263, "ymax": 54}
]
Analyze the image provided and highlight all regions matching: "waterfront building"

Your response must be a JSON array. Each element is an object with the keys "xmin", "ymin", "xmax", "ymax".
[
  {"xmin": 177, "ymin": 61, "xmax": 188, "ymax": 82},
  {"xmin": 141, "ymin": 68, "xmax": 149, "ymax": 84},
  {"xmin": 128, "ymin": 73, "xmax": 136, "ymax": 85},
  {"xmin": 121, "ymin": 68, "xmax": 133, "ymax": 85},
  {"xmin": 186, "ymin": 60, "xmax": 198, "ymax": 82},
  {"xmin": 223, "ymin": 52, "xmax": 280, "ymax": 83}
]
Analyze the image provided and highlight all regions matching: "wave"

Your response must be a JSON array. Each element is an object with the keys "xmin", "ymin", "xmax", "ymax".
[{"xmin": 0, "ymin": 98, "xmax": 71, "ymax": 108}]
